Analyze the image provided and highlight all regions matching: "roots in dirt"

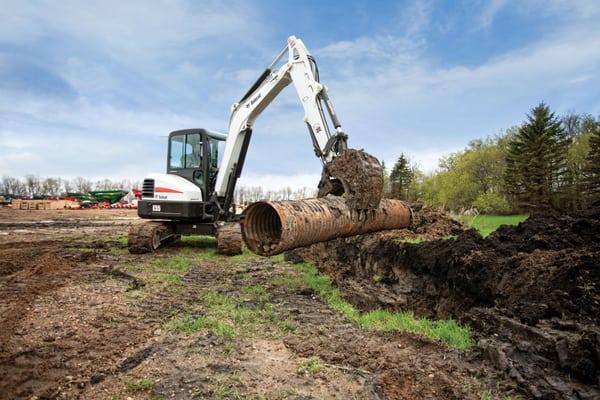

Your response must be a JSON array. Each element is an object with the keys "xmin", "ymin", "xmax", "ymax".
[
  {"xmin": 318, "ymin": 149, "xmax": 384, "ymax": 211},
  {"xmin": 291, "ymin": 205, "xmax": 600, "ymax": 399}
]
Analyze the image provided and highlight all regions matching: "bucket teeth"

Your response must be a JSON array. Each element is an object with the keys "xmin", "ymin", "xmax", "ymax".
[{"xmin": 318, "ymin": 149, "xmax": 384, "ymax": 211}]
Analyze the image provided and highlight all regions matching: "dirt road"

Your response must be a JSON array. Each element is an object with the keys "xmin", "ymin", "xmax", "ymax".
[{"xmin": 0, "ymin": 209, "xmax": 512, "ymax": 399}]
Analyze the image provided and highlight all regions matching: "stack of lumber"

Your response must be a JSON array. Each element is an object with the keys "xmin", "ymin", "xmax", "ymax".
[{"xmin": 10, "ymin": 199, "xmax": 80, "ymax": 210}]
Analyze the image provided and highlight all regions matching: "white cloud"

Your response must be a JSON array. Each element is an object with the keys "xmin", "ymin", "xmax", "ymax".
[
  {"xmin": 1, "ymin": 1, "xmax": 600, "ymax": 192},
  {"xmin": 238, "ymin": 173, "xmax": 320, "ymax": 192},
  {"xmin": 0, "ymin": 1, "xmax": 259, "ymax": 64},
  {"xmin": 476, "ymin": 0, "xmax": 508, "ymax": 29}
]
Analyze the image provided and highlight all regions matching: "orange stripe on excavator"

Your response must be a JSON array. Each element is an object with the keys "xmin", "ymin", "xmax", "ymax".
[{"xmin": 154, "ymin": 187, "xmax": 183, "ymax": 194}]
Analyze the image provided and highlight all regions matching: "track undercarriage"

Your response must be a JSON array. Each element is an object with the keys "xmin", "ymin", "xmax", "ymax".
[{"xmin": 127, "ymin": 220, "xmax": 242, "ymax": 255}]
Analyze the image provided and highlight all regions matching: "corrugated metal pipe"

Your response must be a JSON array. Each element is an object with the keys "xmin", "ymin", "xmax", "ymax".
[{"xmin": 240, "ymin": 196, "xmax": 412, "ymax": 256}]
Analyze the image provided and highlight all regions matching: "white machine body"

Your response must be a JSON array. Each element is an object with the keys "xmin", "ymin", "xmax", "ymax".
[{"xmin": 146, "ymin": 173, "xmax": 203, "ymax": 202}]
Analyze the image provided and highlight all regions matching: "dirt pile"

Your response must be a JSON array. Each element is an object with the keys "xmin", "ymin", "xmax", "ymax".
[{"xmin": 289, "ymin": 206, "xmax": 600, "ymax": 399}]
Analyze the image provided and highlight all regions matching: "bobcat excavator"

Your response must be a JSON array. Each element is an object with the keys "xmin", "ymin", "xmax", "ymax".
[{"xmin": 128, "ymin": 36, "xmax": 383, "ymax": 254}]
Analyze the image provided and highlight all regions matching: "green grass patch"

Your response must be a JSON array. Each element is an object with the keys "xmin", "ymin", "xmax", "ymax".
[
  {"xmin": 125, "ymin": 377, "xmax": 155, "ymax": 393},
  {"xmin": 180, "ymin": 235, "xmax": 217, "ymax": 248},
  {"xmin": 155, "ymin": 273, "xmax": 184, "ymax": 288},
  {"xmin": 270, "ymin": 274, "xmax": 304, "ymax": 289},
  {"xmin": 109, "ymin": 247, "xmax": 129, "ymax": 255},
  {"xmin": 358, "ymin": 310, "xmax": 472, "ymax": 349},
  {"xmin": 293, "ymin": 262, "xmax": 472, "ymax": 349},
  {"xmin": 270, "ymin": 253, "xmax": 285, "ymax": 262},
  {"xmin": 166, "ymin": 289, "xmax": 292, "ymax": 341},
  {"xmin": 152, "ymin": 255, "xmax": 191, "ymax": 272},
  {"xmin": 110, "ymin": 235, "xmax": 128, "ymax": 245},
  {"xmin": 167, "ymin": 315, "xmax": 235, "ymax": 339},
  {"xmin": 455, "ymin": 214, "xmax": 528, "ymax": 237},
  {"xmin": 297, "ymin": 355, "xmax": 322, "ymax": 375},
  {"xmin": 240, "ymin": 285, "xmax": 270, "ymax": 302},
  {"xmin": 64, "ymin": 246, "xmax": 95, "ymax": 253},
  {"xmin": 228, "ymin": 249, "xmax": 260, "ymax": 265}
]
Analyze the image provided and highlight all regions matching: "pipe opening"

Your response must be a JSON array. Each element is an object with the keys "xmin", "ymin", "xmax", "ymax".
[{"xmin": 242, "ymin": 202, "xmax": 282, "ymax": 254}]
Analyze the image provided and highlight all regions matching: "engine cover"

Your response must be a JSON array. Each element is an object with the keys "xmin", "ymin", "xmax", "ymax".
[{"xmin": 142, "ymin": 173, "xmax": 203, "ymax": 202}]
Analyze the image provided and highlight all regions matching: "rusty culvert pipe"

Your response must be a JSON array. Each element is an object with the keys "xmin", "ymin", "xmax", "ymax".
[{"xmin": 240, "ymin": 196, "xmax": 412, "ymax": 256}]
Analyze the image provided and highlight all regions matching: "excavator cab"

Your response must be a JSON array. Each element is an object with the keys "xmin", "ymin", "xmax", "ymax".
[{"xmin": 167, "ymin": 129, "xmax": 225, "ymax": 199}]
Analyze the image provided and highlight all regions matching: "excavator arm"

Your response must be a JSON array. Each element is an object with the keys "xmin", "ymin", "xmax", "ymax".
[{"xmin": 214, "ymin": 36, "xmax": 383, "ymax": 214}]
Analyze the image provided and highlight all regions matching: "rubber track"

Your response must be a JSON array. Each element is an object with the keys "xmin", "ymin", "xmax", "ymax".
[
  {"xmin": 127, "ymin": 221, "xmax": 168, "ymax": 254},
  {"xmin": 216, "ymin": 222, "xmax": 243, "ymax": 255}
]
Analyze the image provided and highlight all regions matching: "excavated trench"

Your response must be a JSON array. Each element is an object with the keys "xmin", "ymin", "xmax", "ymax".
[{"xmin": 288, "ymin": 205, "xmax": 600, "ymax": 400}]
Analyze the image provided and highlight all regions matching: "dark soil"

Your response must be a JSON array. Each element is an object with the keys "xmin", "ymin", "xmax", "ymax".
[
  {"xmin": 318, "ymin": 149, "xmax": 384, "ymax": 210},
  {"xmin": 0, "ymin": 209, "xmax": 502, "ymax": 400},
  {"xmin": 290, "ymin": 206, "xmax": 600, "ymax": 399}
]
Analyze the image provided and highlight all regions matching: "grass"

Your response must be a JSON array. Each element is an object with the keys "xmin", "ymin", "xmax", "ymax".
[
  {"xmin": 125, "ymin": 377, "xmax": 155, "ymax": 393},
  {"xmin": 214, "ymin": 383, "xmax": 242, "ymax": 400},
  {"xmin": 152, "ymin": 255, "xmax": 191, "ymax": 272},
  {"xmin": 269, "ymin": 253, "xmax": 285, "ymax": 262},
  {"xmin": 165, "ymin": 289, "xmax": 292, "ymax": 341},
  {"xmin": 455, "ymin": 214, "xmax": 528, "ymax": 237},
  {"xmin": 278, "ymin": 262, "xmax": 473, "ymax": 349},
  {"xmin": 110, "ymin": 234, "xmax": 128, "ymax": 245},
  {"xmin": 228, "ymin": 249, "xmax": 260, "ymax": 265},
  {"xmin": 168, "ymin": 315, "xmax": 235, "ymax": 340},
  {"xmin": 297, "ymin": 355, "xmax": 322, "ymax": 375},
  {"xmin": 181, "ymin": 235, "xmax": 217, "ymax": 248},
  {"xmin": 270, "ymin": 274, "xmax": 304, "ymax": 289}
]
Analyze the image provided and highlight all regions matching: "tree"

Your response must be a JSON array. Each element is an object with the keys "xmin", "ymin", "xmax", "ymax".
[
  {"xmin": 420, "ymin": 136, "xmax": 509, "ymax": 212},
  {"xmin": 72, "ymin": 176, "xmax": 93, "ymax": 193},
  {"xmin": 41, "ymin": 177, "xmax": 62, "ymax": 196},
  {"xmin": 505, "ymin": 102, "xmax": 568, "ymax": 209},
  {"xmin": 1, "ymin": 176, "xmax": 26, "ymax": 196},
  {"xmin": 24, "ymin": 174, "xmax": 42, "ymax": 198},
  {"xmin": 565, "ymin": 134, "xmax": 591, "ymax": 210},
  {"xmin": 381, "ymin": 161, "xmax": 391, "ymax": 198},
  {"xmin": 389, "ymin": 154, "xmax": 413, "ymax": 200},
  {"xmin": 583, "ymin": 121, "xmax": 600, "ymax": 204}
]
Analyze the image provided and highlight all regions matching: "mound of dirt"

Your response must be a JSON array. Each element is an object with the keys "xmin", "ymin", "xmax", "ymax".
[{"xmin": 289, "ymin": 205, "xmax": 600, "ymax": 399}]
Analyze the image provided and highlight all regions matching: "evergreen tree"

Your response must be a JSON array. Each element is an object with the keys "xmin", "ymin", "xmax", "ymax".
[
  {"xmin": 504, "ymin": 102, "xmax": 568, "ymax": 209},
  {"xmin": 583, "ymin": 121, "xmax": 600, "ymax": 205},
  {"xmin": 390, "ymin": 154, "xmax": 413, "ymax": 200}
]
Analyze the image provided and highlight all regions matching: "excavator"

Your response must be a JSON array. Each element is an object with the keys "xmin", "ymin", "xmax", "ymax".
[{"xmin": 128, "ymin": 36, "xmax": 383, "ymax": 254}]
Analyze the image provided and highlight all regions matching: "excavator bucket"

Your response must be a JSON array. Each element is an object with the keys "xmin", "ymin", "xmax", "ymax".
[{"xmin": 317, "ymin": 149, "xmax": 384, "ymax": 211}]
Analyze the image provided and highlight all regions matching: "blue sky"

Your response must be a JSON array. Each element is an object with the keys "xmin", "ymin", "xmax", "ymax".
[{"xmin": 1, "ymin": 0, "xmax": 599, "ymax": 189}]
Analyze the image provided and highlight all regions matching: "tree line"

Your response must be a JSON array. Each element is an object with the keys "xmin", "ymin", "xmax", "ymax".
[
  {"xmin": 0, "ymin": 176, "xmax": 141, "ymax": 197},
  {"xmin": 0, "ymin": 174, "xmax": 317, "ymax": 203},
  {"xmin": 234, "ymin": 186, "xmax": 317, "ymax": 205},
  {"xmin": 385, "ymin": 102, "xmax": 600, "ymax": 213}
]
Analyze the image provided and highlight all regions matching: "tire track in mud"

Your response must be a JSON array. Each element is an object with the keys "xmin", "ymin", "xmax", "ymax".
[{"xmin": 0, "ymin": 241, "xmax": 216, "ymax": 399}]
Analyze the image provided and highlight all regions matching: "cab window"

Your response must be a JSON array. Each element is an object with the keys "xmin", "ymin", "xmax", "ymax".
[
  {"xmin": 185, "ymin": 133, "xmax": 203, "ymax": 168},
  {"xmin": 169, "ymin": 133, "xmax": 202, "ymax": 169}
]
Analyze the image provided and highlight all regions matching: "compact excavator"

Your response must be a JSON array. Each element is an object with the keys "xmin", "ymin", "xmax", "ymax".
[{"xmin": 128, "ymin": 36, "xmax": 383, "ymax": 254}]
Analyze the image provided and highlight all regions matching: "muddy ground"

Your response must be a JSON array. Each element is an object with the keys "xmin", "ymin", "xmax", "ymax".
[
  {"xmin": 0, "ymin": 208, "xmax": 520, "ymax": 400},
  {"xmin": 291, "ymin": 205, "xmax": 600, "ymax": 399}
]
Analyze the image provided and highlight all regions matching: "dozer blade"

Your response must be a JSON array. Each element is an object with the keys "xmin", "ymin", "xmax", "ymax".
[{"xmin": 318, "ymin": 149, "xmax": 384, "ymax": 211}]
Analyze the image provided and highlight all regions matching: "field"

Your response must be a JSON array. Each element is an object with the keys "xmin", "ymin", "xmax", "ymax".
[
  {"xmin": 453, "ymin": 214, "xmax": 529, "ymax": 237},
  {"xmin": 1, "ymin": 207, "xmax": 598, "ymax": 399}
]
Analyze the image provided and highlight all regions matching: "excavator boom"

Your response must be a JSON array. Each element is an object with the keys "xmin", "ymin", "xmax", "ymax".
[{"xmin": 215, "ymin": 35, "xmax": 383, "ymax": 213}]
